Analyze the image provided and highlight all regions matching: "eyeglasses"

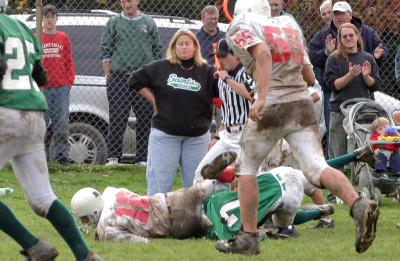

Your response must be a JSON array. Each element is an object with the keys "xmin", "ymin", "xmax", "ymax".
[
  {"xmin": 341, "ymin": 34, "xmax": 355, "ymax": 39},
  {"xmin": 205, "ymin": 17, "xmax": 218, "ymax": 22}
]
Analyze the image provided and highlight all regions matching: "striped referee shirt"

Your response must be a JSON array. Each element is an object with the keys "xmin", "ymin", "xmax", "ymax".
[{"xmin": 218, "ymin": 64, "xmax": 255, "ymax": 128}]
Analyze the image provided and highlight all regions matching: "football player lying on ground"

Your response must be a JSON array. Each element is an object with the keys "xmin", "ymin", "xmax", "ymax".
[{"xmin": 70, "ymin": 149, "xmax": 370, "ymax": 243}]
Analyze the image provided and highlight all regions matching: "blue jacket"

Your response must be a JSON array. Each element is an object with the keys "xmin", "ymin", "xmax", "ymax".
[
  {"xmin": 196, "ymin": 27, "xmax": 225, "ymax": 66},
  {"xmin": 309, "ymin": 16, "xmax": 387, "ymax": 92}
]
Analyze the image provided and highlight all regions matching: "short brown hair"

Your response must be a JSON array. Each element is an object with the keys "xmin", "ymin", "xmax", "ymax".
[{"xmin": 201, "ymin": 5, "xmax": 219, "ymax": 18}]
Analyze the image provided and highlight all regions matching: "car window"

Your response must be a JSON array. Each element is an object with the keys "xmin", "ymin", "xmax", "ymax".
[
  {"xmin": 57, "ymin": 25, "xmax": 198, "ymax": 77},
  {"xmin": 58, "ymin": 25, "xmax": 103, "ymax": 77}
]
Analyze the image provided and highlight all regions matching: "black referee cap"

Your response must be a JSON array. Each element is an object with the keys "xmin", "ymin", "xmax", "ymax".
[{"xmin": 216, "ymin": 39, "xmax": 232, "ymax": 58}]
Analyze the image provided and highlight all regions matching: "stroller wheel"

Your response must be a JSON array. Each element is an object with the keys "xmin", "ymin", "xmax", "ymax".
[{"xmin": 373, "ymin": 187, "xmax": 383, "ymax": 206}]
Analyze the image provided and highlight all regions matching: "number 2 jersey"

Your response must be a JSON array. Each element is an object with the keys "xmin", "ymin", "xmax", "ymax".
[
  {"xmin": 0, "ymin": 13, "xmax": 47, "ymax": 111},
  {"xmin": 204, "ymin": 166, "xmax": 304, "ymax": 240},
  {"xmin": 226, "ymin": 12, "xmax": 311, "ymax": 105}
]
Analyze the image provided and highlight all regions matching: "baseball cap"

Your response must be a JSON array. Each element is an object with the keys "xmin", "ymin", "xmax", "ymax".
[
  {"xmin": 216, "ymin": 39, "xmax": 231, "ymax": 58},
  {"xmin": 43, "ymin": 4, "xmax": 58, "ymax": 15},
  {"xmin": 332, "ymin": 1, "xmax": 352, "ymax": 13}
]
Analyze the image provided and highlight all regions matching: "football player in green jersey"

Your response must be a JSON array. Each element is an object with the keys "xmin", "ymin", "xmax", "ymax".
[{"xmin": 0, "ymin": 1, "xmax": 102, "ymax": 260}]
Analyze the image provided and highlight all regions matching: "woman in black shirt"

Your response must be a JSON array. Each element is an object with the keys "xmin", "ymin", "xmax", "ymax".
[{"xmin": 128, "ymin": 29, "xmax": 219, "ymax": 195}]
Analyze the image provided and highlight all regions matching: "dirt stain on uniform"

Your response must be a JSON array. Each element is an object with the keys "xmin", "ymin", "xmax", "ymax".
[
  {"xmin": 257, "ymin": 100, "xmax": 317, "ymax": 131},
  {"xmin": 35, "ymin": 160, "xmax": 48, "ymax": 175},
  {"xmin": 0, "ymin": 115, "xmax": 15, "ymax": 144},
  {"xmin": 20, "ymin": 111, "xmax": 29, "ymax": 121}
]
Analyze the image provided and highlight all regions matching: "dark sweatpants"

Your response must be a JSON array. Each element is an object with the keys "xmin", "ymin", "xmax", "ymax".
[{"xmin": 106, "ymin": 72, "xmax": 153, "ymax": 162}]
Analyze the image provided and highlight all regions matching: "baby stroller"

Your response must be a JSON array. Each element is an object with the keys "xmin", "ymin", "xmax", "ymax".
[{"xmin": 341, "ymin": 98, "xmax": 400, "ymax": 203}]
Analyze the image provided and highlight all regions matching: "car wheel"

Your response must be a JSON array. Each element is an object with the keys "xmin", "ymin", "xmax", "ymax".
[{"xmin": 67, "ymin": 122, "xmax": 107, "ymax": 164}]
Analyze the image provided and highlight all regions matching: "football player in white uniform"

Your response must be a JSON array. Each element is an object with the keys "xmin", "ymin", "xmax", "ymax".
[{"xmin": 214, "ymin": 0, "xmax": 379, "ymax": 255}]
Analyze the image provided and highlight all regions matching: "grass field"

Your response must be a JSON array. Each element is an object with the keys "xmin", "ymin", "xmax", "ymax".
[{"xmin": 1, "ymin": 163, "xmax": 400, "ymax": 261}]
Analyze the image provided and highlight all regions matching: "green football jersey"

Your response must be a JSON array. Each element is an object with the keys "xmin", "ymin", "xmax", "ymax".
[
  {"xmin": 0, "ymin": 13, "xmax": 47, "ymax": 111},
  {"xmin": 204, "ymin": 173, "xmax": 283, "ymax": 240}
]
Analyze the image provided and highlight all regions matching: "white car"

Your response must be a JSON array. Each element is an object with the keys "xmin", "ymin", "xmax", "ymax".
[
  {"xmin": 13, "ymin": 11, "xmax": 400, "ymax": 163},
  {"xmin": 13, "ymin": 11, "xmax": 223, "ymax": 164}
]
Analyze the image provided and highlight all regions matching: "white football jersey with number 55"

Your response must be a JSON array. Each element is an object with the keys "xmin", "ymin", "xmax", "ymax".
[{"xmin": 226, "ymin": 12, "xmax": 311, "ymax": 104}]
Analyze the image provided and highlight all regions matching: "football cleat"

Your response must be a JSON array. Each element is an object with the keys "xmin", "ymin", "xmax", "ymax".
[
  {"xmin": 20, "ymin": 239, "xmax": 58, "ymax": 261},
  {"xmin": 215, "ymin": 230, "xmax": 260, "ymax": 255},
  {"xmin": 201, "ymin": 152, "xmax": 237, "ymax": 180},
  {"xmin": 350, "ymin": 197, "xmax": 379, "ymax": 253}
]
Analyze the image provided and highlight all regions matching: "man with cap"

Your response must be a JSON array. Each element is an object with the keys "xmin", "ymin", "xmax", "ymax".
[
  {"xmin": 215, "ymin": 0, "xmax": 379, "ymax": 255},
  {"xmin": 41, "ymin": 4, "xmax": 75, "ymax": 164},
  {"xmin": 193, "ymin": 38, "xmax": 255, "ymax": 190},
  {"xmin": 309, "ymin": 1, "xmax": 387, "ymax": 157}
]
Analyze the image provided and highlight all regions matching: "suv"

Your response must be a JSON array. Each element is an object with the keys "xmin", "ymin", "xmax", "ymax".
[{"xmin": 13, "ymin": 11, "xmax": 223, "ymax": 164}]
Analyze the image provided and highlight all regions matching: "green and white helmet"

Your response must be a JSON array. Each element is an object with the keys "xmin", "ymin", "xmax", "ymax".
[
  {"xmin": 71, "ymin": 187, "xmax": 104, "ymax": 233},
  {"xmin": 0, "ymin": 0, "xmax": 8, "ymax": 11}
]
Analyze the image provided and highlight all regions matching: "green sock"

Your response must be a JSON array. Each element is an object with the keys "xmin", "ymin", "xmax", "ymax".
[
  {"xmin": 293, "ymin": 209, "xmax": 321, "ymax": 225},
  {"xmin": 327, "ymin": 152, "xmax": 356, "ymax": 169},
  {"xmin": 0, "ymin": 200, "xmax": 38, "ymax": 249},
  {"xmin": 46, "ymin": 200, "xmax": 89, "ymax": 261}
]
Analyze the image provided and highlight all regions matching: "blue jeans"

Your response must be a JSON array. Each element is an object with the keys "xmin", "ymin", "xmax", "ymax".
[
  {"xmin": 146, "ymin": 128, "xmax": 210, "ymax": 195},
  {"xmin": 43, "ymin": 86, "xmax": 70, "ymax": 161},
  {"xmin": 374, "ymin": 151, "xmax": 400, "ymax": 176}
]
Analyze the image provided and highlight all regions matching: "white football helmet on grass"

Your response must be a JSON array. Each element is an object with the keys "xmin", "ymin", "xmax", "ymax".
[{"xmin": 71, "ymin": 187, "xmax": 104, "ymax": 233}]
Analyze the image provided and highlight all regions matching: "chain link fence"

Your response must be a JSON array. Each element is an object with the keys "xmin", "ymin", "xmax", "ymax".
[{"xmin": 7, "ymin": 0, "xmax": 399, "ymax": 164}]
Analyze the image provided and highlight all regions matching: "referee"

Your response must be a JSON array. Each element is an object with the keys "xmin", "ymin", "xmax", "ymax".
[{"xmin": 193, "ymin": 39, "xmax": 255, "ymax": 189}]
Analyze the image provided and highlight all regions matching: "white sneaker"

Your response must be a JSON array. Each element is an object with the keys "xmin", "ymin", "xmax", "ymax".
[
  {"xmin": 136, "ymin": 161, "xmax": 147, "ymax": 167},
  {"xmin": 106, "ymin": 157, "xmax": 119, "ymax": 166}
]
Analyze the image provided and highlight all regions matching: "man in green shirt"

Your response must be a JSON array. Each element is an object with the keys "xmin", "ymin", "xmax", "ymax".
[
  {"xmin": 100, "ymin": 0, "xmax": 163, "ymax": 165},
  {"xmin": 0, "ymin": 1, "xmax": 102, "ymax": 260}
]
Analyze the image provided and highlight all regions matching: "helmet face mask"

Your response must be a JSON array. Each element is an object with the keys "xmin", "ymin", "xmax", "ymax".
[
  {"xmin": 234, "ymin": 0, "xmax": 271, "ymax": 18},
  {"xmin": 75, "ymin": 213, "xmax": 101, "ymax": 234},
  {"xmin": 71, "ymin": 187, "xmax": 104, "ymax": 233}
]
